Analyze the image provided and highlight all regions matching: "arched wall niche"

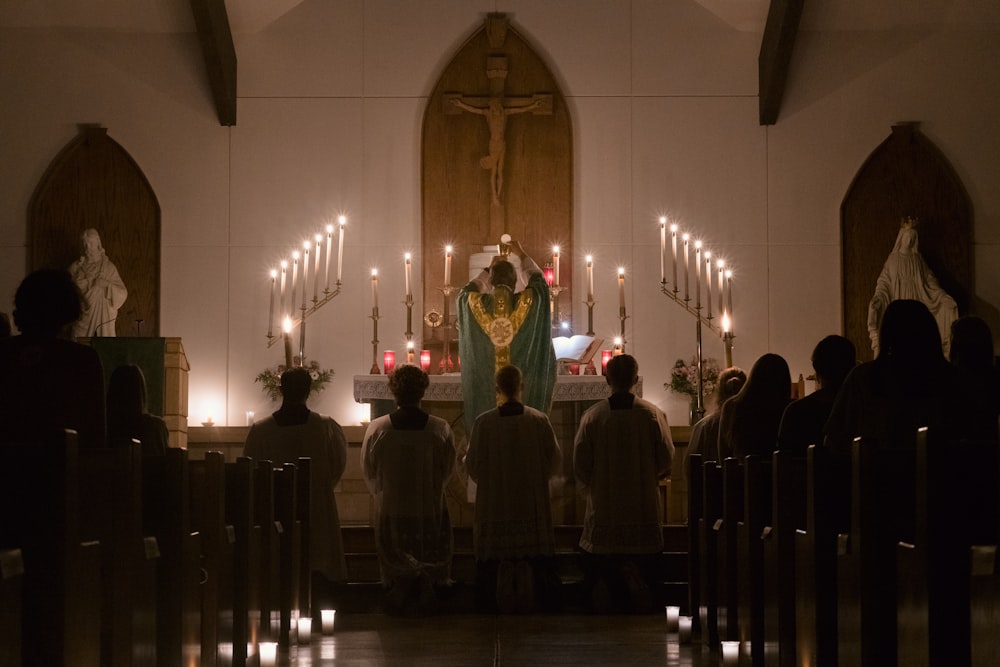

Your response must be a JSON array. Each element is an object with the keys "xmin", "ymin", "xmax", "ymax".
[
  {"xmin": 841, "ymin": 123, "xmax": 971, "ymax": 361},
  {"xmin": 29, "ymin": 125, "xmax": 161, "ymax": 337}
]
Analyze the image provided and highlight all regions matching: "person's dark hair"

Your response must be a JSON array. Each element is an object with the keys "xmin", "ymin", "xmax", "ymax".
[
  {"xmin": 495, "ymin": 364, "xmax": 523, "ymax": 400},
  {"xmin": 950, "ymin": 316, "xmax": 995, "ymax": 371},
  {"xmin": 716, "ymin": 366, "xmax": 747, "ymax": 404},
  {"xmin": 606, "ymin": 354, "xmax": 639, "ymax": 391},
  {"xmin": 12, "ymin": 269, "xmax": 83, "ymax": 337},
  {"xmin": 107, "ymin": 364, "xmax": 148, "ymax": 437},
  {"xmin": 811, "ymin": 335, "xmax": 857, "ymax": 390},
  {"xmin": 0, "ymin": 312, "xmax": 10, "ymax": 337},
  {"xmin": 490, "ymin": 260, "xmax": 517, "ymax": 290},
  {"xmin": 280, "ymin": 367, "xmax": 313, "ymax": 403},
  {"xmin": 735, "ymin": 353, "xmax": 791, "ymax": 408},
  {"xmin": 879, "ymin": 299, "xmax": 941, "ymax": 364},
  {"xmin": 389, "ymin": 365, "xmax": 430, "ymax": 406}
]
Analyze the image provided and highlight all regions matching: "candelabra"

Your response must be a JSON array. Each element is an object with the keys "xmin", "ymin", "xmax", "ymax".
[
  {"xmin": 369, "ymin": 303, "xmax": 381, "ymax": 374},
  {"xmin": 266, "ymin": 281, "xmax": 343, "ymax": 364},
  {"xmin": 549, "ymin": 284, "xmax": 566, "ymax": 333},
  {"xmin": 437, "ymin": 285, "xmax": 457, "ymax": 373}
]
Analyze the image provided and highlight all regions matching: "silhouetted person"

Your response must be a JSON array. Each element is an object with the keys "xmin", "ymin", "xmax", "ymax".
[
  {"xmin": 777, "ymin": 335, "xmax": 856, "ymax": 454},
  {"xmin": 243, "ymin": 366, "xmax": 348, "ymax": 614},
  {"xmin": 949, "ymin": 315, "xmax": 1000, "ymax": 434},
  {"xmin": 686, "ymin": 366, "xmax": 747, "ymax": 466},
  {"xmin": 361, "ymin": 365, "xmax": 456, "ymax": 614},
  {"xmin": 106, "ymin": 364, "xmax": 169, "ymax": 456},
  {"xmin": 718, "ymin": 353, "xmax": 792, "ymax": 459},
  {"xmin": 0, "ymin": 312, "xmax": 10, "ymax": 337},
  {"xmin": 466, "ymin": 364, "xmax": 561, "ymax": 613},
  {"xmin": 574, "ymin": 354, "xmax": 674, "ymax": 613},
  {"xmin": 0, "ymin": 269, "xmax": 105, "ymax": 448}
]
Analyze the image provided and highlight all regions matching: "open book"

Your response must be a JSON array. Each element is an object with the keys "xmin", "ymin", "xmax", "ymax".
[{"xmin": 551, "ymin": 335, "xmax": 603, "ymax": 363}]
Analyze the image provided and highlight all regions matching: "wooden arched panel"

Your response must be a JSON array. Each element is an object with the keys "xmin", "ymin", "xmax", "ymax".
[
  {"xmin": 30, "ymin": 126, "xmax": 161, "ymax": 337},
  {"xmin": 421, "ymin": 14, "xmax": 572, "ymax": 368},
  {"xmin": 841, "ymin": 123, "xmax": 971, "ymax": 361}
]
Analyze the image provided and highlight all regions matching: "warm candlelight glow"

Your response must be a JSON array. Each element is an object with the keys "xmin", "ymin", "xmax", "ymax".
[
  {"xmin": 279, "ymin": 260, "xmax": 288, "ymax": 318},
  {"xmin": 682, "ymin": 233, "xmax": 690, "ymax": 300},
  {"xmin": 420, "ymin": 349, "xmax": 431, "ymax": 372},
  {"xmin": 678, "ymin": 615, "xmax": 693, "ymax": 643},
  {"xmin": 259, "ymin": 641, "xmax": 277, "ymax": 666},
  {"xmin": 267, "ymin": 269, "xmax": 277, "ymax": 338},
  {"xmin": 665, "ymin": 605, "xmax": 680, "ymax": 631},
  {"xmin": 297, "ymin": 617, "xmax": 312, "ymax": 644},
  {"xmin": 585, "ymin": 255, "xmax": 594, "ymax": 302},
  {"xmin": 659, "ymin": 217, "xmax": 667, "ymax": 284},
  {"xmin": 444, "ymin": 245, "xmax": 453, "ymax": 287},
  {"xmin": 291, "ymin": 250, "xmax": 300, "ymax": 313},
  {"xmin": 717, "ymin": 259, "xmax": 725, "ymax": 316},
  {"xmin": 301, "ymin": 241, "xmax": 310, "ymax": 310},
  {"xmin": 320, "ymin": 609, "xmax": 336, "ymax": 634},
  {"xmin": 601, "ymin": 349, "xmax": 613, "ymax": 375},
  {"xmin": 704, "ymin": 251, "xmax": 713, "ymax": 319},
  {"xmin": 725, "ymin": 269, "xmax": 734, "ymax": 330},
  {"xmin": 722, "ymin": 311, "xmax": 731, "ymax": 333},
  {"xmin": 613, "ymin": 336, "xmax": 623, "ymax": 355},
  {"xmin": 552, "ymin": 245, "xmax": 560, "ymax": 286},
  {"xmin": 283, "ymin": 316, "xmax": 293, "ymax": 368},
  {"xmin": 313, "ymin": 233, "xmax": 322, "ymax": 301},
  {"xmin": 722, "ymin": 640, "xmax": 740, "ymax": 664},
  {"xmin": 337, "ymin": 216, "xmax": 346, "ymax": 284},
  {"xmin": 617, "ymin": 267, "xmax": 625, "ymax": 311},
  {"xmin": 694, "ymin": 240, "xmax": 702, "ymax": 309},
  {"xmin": 670, "ymin": 223, "xmax": 679, "ymax": 291},
  {"xmin": 325, "ymin": 224, "xmax": 334, "ymax": 290},
  {"xmin": 406, "ymin": 340, "xmax": 415, "ymax": 364},
  {"xmin": 383, "ymin": 350, "xmax": 395, "ymax": 374},
  {"xmin": 371, "ymin": 268, "xmax": 379, "ymax": 310},
  {"xmin": 404, "ymin": 252, "xmax": 412, "ymax": 298}
]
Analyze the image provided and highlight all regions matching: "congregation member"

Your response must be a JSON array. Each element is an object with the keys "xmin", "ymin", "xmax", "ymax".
[
  {"xmin": 106, "ymin": 363, "xmax": 169, "ymax": 456},
  {"xmin": 0, "ymin": 268, "xmax": 105, "ymax": 448},
  {"xmin": 776, "ymin": 335, "xmax": 856, "ymax": 454},
  {"xmin": 243, "ymin": 366, "xmax": 349, "ymax": 615},
  {"xmin": 466, "ymin": 364, "xmax": 561, "ymax": 613},
  {"xmin": 949, "ymin": 315, "xmax": 1000, "ymax": 432},
  {"xmin": 573, "ymin": 354, "xmax": 674, "ymax": 613},
  {"xmin": 718, "ymin": 353, "xmax": 792, "ymax": 459},
  {"xmin": 685, "ymin": 366, "xmax": 746, "ymax": 470},
  {"xmin": 361, "ymin": 365, "xmax": 457, "ymax": 614},
  {"xmin": 457, "ymin": 237, "xmax": 557, "ymax": 434}
]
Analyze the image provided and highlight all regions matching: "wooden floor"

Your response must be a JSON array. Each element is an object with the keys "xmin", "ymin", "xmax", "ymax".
[{"xmin": 276, "ymin": 612, "xmax": 731, "ymax": 666}]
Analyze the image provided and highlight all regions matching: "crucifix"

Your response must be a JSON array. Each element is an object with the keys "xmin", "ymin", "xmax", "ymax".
[{"xmin": 444, "ymin": 55, "xmax": 552, "ymax": 237}]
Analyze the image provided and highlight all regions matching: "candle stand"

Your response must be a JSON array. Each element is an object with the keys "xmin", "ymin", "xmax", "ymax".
[
  {"xmin": 550, "ymin": 284, "xmax": 566, "ymax": 333},
  {"xmin": 584, "ymin": 298, "xmax": 596, "ymax": 336},
  {"xmin": 266, "ymin": 281, "xmax": 344, "ymax": 361},
  {"xmin": 369, "ymin": 305, "xmax": 381, "ymax": 374},
  {"xmin": 438, "ymin": 285, "xmax": 457, "ymax": 373}
]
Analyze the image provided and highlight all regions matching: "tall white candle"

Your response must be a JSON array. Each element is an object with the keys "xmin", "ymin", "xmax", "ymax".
[
  {"xmin": 444, "ymin": 245, "xmax": 453, "ymax": 287},
  {"xmin": 705, "ymin": 251, "xmax": 712, "ymax": 318},
  {"xmin": 694, "ymin": 241, "xmax": 702, "ymax": 309},
  {"xmin": 282, "ymin": 316, "xmax": 293, "ymax": 368},
  {"xmin": 291, "ymin": 251, "xmax": 300, "ymax": 311},
  {"xmin": 267, "ymin": 269, "xmax": 277, "ymax": 338},
  {"xmin": 337, "ymin": 216, "xmax": 346, "ymax": 284},
  {"xmin": 659, "ymin": 217, "xmax": 666, "ymax": 284},
  {"xmin": 726, "ymin": 270, "xmax": 734, "ymax": 330},
  {"xmin": 301, "ymin": 242, "xmax": 310, "ymax": 310},
  {"xmin": 586, "ymin": 255, "xmax": 594, "ymax": 302},
  {"xmin": 717, "ymin": 260, "xmax": 725, "ymax": 316},
  {"xmin": 404, "ymin": 253, "xmax": 412, "ymax": 298},
  {"xmin": 617, "ymin": 267, "xmax": 625, "ymax": 311},
  {"xmin": 325, "ymin": 224, "xmax": 334, "ymax": 291},
  {"xmin": 313, "ymin": 233, "xmax": 322, "ymax": 301},
  {"xmin": 671, "ymin": 224, "xmax": 678, "ymax": 291},
  {"xmin": 552, "ymin": 246, "xmax": 560, "ymax": 286},
  {"xmin": 682, "ymin": 234, "xmax": 690, "ymax": 301},
  {"xmin": 371, "ymin": 268, "xmax": 378, "ymax": 310},
  {"xmin": 279, "ymin": 260, "xmax": 288, "ymax": 318}
]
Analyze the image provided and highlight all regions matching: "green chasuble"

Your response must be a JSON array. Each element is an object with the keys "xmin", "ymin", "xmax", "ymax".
[{"xmin": 457, "ymin": 272, "xmax": 557, "ymax": 433}]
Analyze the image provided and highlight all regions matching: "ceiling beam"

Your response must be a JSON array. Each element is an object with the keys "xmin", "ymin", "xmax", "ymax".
[
  {"xmin": 758, "ymin": 0, "xmax": 804, "ymax": 125},
  {"xmin": 190, "ymin": 0, "xmax": 237, "ymax": 126}
]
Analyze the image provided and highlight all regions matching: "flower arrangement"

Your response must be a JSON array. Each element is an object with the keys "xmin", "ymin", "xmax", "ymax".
[
  {"xmin": 255, "ymin": 359, "xmax": 334, "ymax": 402},
  {"xmin": 666, "ymin": 356, "xmax": 721, "ymax": 399}
]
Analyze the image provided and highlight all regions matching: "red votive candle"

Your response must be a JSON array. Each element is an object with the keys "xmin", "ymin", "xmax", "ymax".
[
  {"xmin": 420, "ymin": 349, "xmax": 431, "ymax": 372},
  {"xmin": 383, "ymin": 350, "xmax": 396, "ymax": 374},
  {"xmin": 601, "ymin": 350, "xmax": 613, "ymax": 375}
]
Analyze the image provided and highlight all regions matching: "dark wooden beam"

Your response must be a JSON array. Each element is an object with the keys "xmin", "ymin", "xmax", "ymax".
[
  {"xmin": 758, "ymin": 0, "xmax": 804, "ymax": 125},
  {"xmin": 190, "ymin": 0, "xmax": 237, "ymax": 126}
]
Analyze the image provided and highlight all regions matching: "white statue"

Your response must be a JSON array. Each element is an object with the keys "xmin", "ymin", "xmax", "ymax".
[
  {"xmin": 69, "ymin": 228, "xmax": 128, "ymax": 338},
  {"xmin": 867, "ymin": 217, "xmax": 958, "ymax": 357}
]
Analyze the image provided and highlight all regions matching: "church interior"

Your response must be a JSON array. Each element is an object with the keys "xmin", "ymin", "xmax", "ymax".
[{"xmin": 1, "ymin": 0, "xmax": 999, "ymax": 665}]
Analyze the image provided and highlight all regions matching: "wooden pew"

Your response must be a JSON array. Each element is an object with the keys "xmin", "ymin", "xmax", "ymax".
[
  {"xmin": 254, "ymin": 460, "xmax": 281, "ymax": 642},
  {"xmin": 970, "ymin": 545, "xmax": 1000, "ymax": 667},
  {"xmin": 0, "ymin": 549, "xmax": 24, "ymax": 667},
  {"xmin": 0, "ymin": 430, "xmax": 102, "ymax": 667},
  {"xmin": 896, "ymin": 428, "xmax": 998, "ymax": 666},
  {"xmin": 687, "ymin": 453, "xmax": 704, "ymax": 637},
  {"xmin": 273, "ymin": 463, "xmax": 302, "ymax": 647},
  {"xmin": 737, "ymin": 455, "xmax": 772, "ymax": 666},
  {"xmin": 189, "ymin": 451, "xmax": 235, "ymax": 666},
  {"xmin": 143, "ymin": 446, "xmax": 202, "ymax": 667},
  {"xmin": 699, "ymin": 461, "xmax": 723, "ymax": 647},
  {"xmin": 226, "ymin": 456, "xmax": 261, "ymax": 667},
  {"xmin": 296, "ymin": 456, "xmax": 313, "ymax": 620},
  {"xmin": 761, "ymin": 451, "xmax": 806, "ymax": 667},
  {"xmin": 78, "ymin": 443, "xmax": 158, "ymax": 667},
  {"xmin": 837, "ymin": 437, "xmax": 914, "ymax": 667},
  {"xmin": 793, "ymin": 444, "xmax": 850, "ymax": 667},
  {"xmin": 718, "ymin": 457, "xmax": 743, "ymax": 642}
]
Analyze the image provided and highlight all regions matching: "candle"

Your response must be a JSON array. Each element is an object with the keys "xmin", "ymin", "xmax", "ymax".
[
  {"xmin": 601, "ymin": 349, "xmax": 613, "ymax": 375},
  {"xmin": 585, "ymin": 255, "xmax": 594, "ymax": 302},
  {"xmin": 717, "ymin": 260, "xmax": 725, "ymax": 316},
  {"xmin": 320, "ymin": 609, "xmax": 336, "ymax": 634},
  {"xmin": 694, "ymin": 241, "xmax": 702, "ymax": 309},
  {"xmin": 371, "ymin": 268, "xmax": 378, "ymax": 310},
  {"xmin": 665, "ymin": 605, "xmax": 680, "ymax": 632},
  {"xmin": 325, "ymin": 224, "xmax": 334, "ymax": 291},
  {"xmin": 406, "ymin": 340, "xmax": 415, "ymax": 364},
  {"xmin": 313, "ymin": 233, "xmax": 322, "ymax": 301},
  {"xmin": 297, "ymin": 616, "xmax": 312, "ymax": 644},
  {"xmin": 279, "ymin": 261, "xmax": 288, "ymax": 318},
  {"xmin": 267, "ymin": 269, "xmax": 277, "ymax": 338},
  {"xmin": 670, "ymin": 223, "xmax": 678, "ymax": 290},
  {"xmin": 337, "ymin": 216, "xmax": 346, "ymax": 284},
  {"xmin": 682, "ymin": 234, "xmax": 690, "ymax": 300},
  {"xmin": 301, "ymin": 242, "xmax": 310, "ymax": 310},
  {"xmin": 246, "ymin": 410, "xmax": 255, "ymax": 426},
  {"xmin": 283, "ymin": 316, "xmax": 293, "ymax": 368},
  {"xmin": 678, "ymin": 615, "xmax": 693, "ymax": 644},
  {"xmin": 420, "ymin": 349, "xmax": 431, "ymax": 372},
  {"xmin": 613, "ymin": 336, "xmax": 623, "ymax": 355},
  {"xmin": 726, "ymin": 269, "xmax": 733, "ymax": 330},
  {"xmin": 617, "ymin": 267, "xmax": 625, "ymax": 311},
  {"xmin": 722, "ymin": 640, "xmax": 740, "ymax": 664},
  {"xmin": 659, "ymin": 217, "xmax": 666, "ymax": 284},
  {"xmin": 404, "ymin": 253, "xmax": 412, "ymax": 298},
  {"xmin": 383, "ymin": 350, "xmax": 395, "ymax": 374},
  {"xmin": 704, "ymin": 251, "xmax": 712, "ymax": 319},
  {"xmin": 291, "ymin": 251, "xmax": 300, "ymax": 311},
  {"xmin": 259, "ymin": 641, "xmax": 277, "ymax": 666},
  {"xmin": 444, "ymin": 245, "xmax": 453, "ymax": 287},
  {"xmin": 552, "ymin": 245, "xmax": 560, "ymax": 286}
]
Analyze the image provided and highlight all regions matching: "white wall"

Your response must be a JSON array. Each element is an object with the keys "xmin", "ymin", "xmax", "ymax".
[{"xmin": 1, "ymin": 0, "xmax": 998, "ymax": 428}]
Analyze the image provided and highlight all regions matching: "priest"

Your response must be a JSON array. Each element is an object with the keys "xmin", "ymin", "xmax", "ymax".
[{"xmin": 457, "ymin": 236, "xmax": 556, "ymax": 432}]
